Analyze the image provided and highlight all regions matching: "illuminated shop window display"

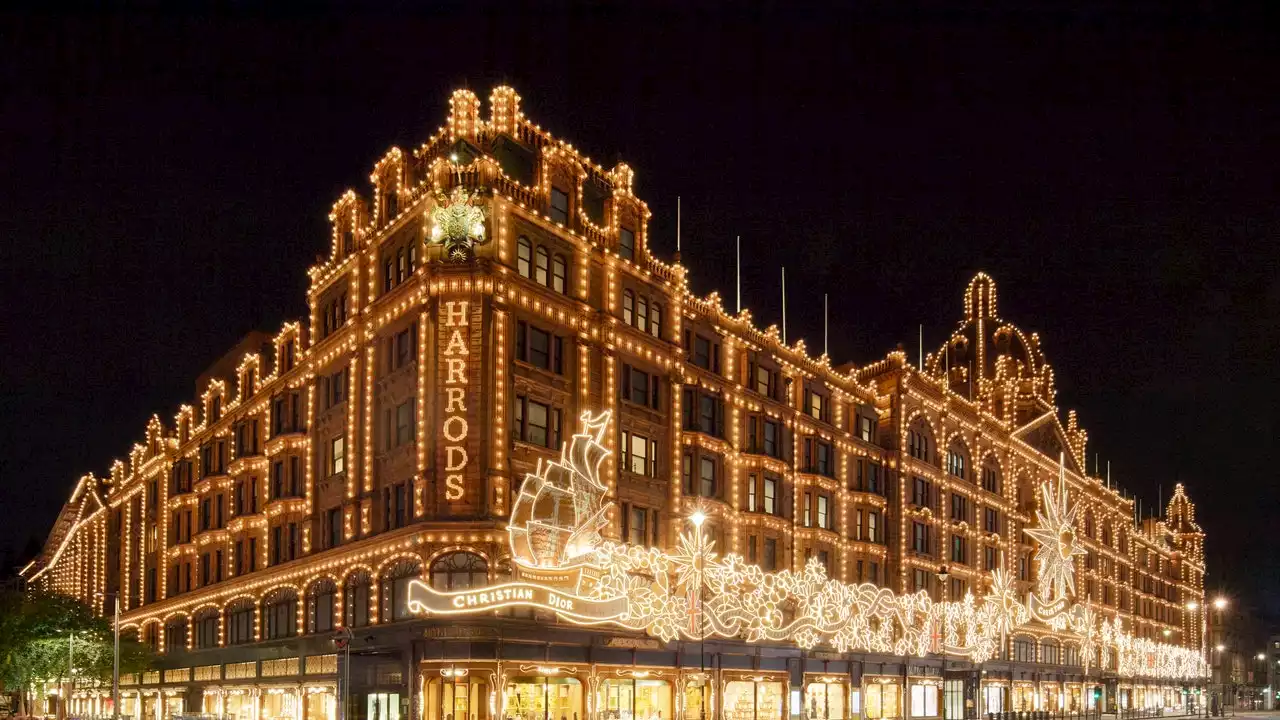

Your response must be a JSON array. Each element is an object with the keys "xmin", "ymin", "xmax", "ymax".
[
  {"xmin": 907, "ymin": 682, "xmax": 938, "ymax": 718},
  {"xmin": 503, "ymin": 677, "xmax": 583, "ymax": 720},
  {"xmin": 306, "ymin": 689, "xmax": 337, "ymax": 720},
  {"xmin": 980, "ymin": 685, "xmax": 1005, "ymax": 714},
  {"xmin": 225, "ymin": 691, "xmax": 253, "ymax": 720},
  {"xmin": 803, "ymin": 679, "xmax": 846, "ymax": 720},
  {"xmin": 1011, "ymin": 685, "xmax": 1034, "ymax": 713},
  {"xmin": 1066, "ymin": 685, "xmax": 1082, "ymax": 712},
  {"xmin": 426, "ymin": 674, "xmax": 490, "ymax": 720},
  {"xmin": 367, "ymin": 692, "xmax": 403, "ymax": 720},
  {"xmin": 722, "ymin": 680, "xmax": 783, "ymax": 720},
  {"xmin": 863, "ymin": 681, "xmax": 901, "ymax": 720},
  {"xmin": 599, "ymin": 678, "xmax": 672, "ymax": 720},
  {"xmin": 263, "ymin": 689, "xmax": 299, "ymax": 720},
  {"xmin": 682, "ymin": 680, "xmax": 712, "ymax": 720}
]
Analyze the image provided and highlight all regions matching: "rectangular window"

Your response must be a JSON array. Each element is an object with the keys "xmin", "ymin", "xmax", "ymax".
[
  {"xmin": 912, "ymin": 522, "xmax": 929, "ymax": 554},
  {"xmin": 326, "ymin": 507, "xmax": 342, "ymax": 550},
  {"xmin": 805, "ymin": 389, "xmax": 825, "ymax": 421},
  {"xmin": 550, "ymin": 186, "xmax": 570, "ymax": 224},
  {"xmin": 913, "ymin": 477, "xmax": 931, "ymax": 507},
  {"xmin": 910, "ymin": 684, "xmax": 939, "ymax": 718},
  {"xmin": 763, "ymin": 538, "xmax": 777, "ymax": 571},
  {"xmin": 528, "ymin": 325, "xmax": 551, "ymax": 369},
  {"xmin": 985, "ymin": 507, "xmax": 999, "ymax": 533},
  {"xmin": 692, "ymin": 335, "xmax": 713, "ymax": 369},
  {"xmin": 753, "ymin": 363, "xmax": 774, "ymax": 398},
  {"xmin": 698, "ymin": 456, "xmax": 716, "ymax": 497},
  {"xmin": 330, "ymin": 436, "xmax": 345, "ymax": 475},
  {"xmin": 762, "ymin": 419, "xmax": 779, "ymax": 457},
  {"xmin": 816, "ymin": 495, "xmax": 830, "ymax": 530},
  {"xmin": 763, "ymin": 476, "xmax": 777, "ymax": 515},
  {"xmin": 621, "ymin": 431, "xmax": 657, "ymax": 477},
  {"xmin": 950, "ymin": 493, "xmax": 968, "ymax": 522},
  {"xmin": 951, "ymin": 535, "xmax": 967, "ymax": 564},
  {"xmin": 395, "ymin": 399, "xmax": 414, "ymax": 446},
  {"xmin": 626, "ymin": 506, "xmax": 647, "ymax": 546},
  {"xmin": 858, "ymin": 414, "xmax": 874, "ymax": 442},
  {"xmin": 985, "ymin": 546, "xmax": 998, "ymax": 571},
  {"xmin": 618, "ymin": 227, "xmax": 635, "ymax": 261},
  {"xmin": 747, "ymin": 535, "xmax": 757, "ymax": 563},
  {"xmin": 868, "ymin": 512, "xmax": 878, "ymax": 543}
]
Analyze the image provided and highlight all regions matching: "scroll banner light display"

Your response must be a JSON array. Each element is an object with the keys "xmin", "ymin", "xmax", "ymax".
[{"xmin": 408, "ymin": 411, "xmax": 1205, "ymax": 681}]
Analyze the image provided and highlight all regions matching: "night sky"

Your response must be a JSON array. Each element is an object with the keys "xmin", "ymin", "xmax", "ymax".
[{"xmin": 2, "ymin": 6, "xmax": 1276, "ymax": 625}]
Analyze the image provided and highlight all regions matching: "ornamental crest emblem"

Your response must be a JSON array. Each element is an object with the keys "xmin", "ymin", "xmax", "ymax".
[{"xmin": 429, "ymin": 185, "xmax": 488, "ymax": 261}]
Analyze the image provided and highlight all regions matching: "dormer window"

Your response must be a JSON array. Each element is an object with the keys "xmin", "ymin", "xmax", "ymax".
[
  {"xmin": 619, "ymin": 227, "xmax": 636, "ymax": 261},
  {"xmin": 343, "ymin": 230, "xmax": 354, "ymax": 255},
  {"xmin": 281, "ymin": 339, "xmax": 296, "ymax": 372},
  {"xmin": 549, "ymin": 187, "xmax": 569, "ymax": 224},
  {"xmin": 209, "ymin": 396, "xmax": 221, "ymax": 424},
  {"xmin": 804, "ymin": 387, "xmax": 828, "ymax": 422}
]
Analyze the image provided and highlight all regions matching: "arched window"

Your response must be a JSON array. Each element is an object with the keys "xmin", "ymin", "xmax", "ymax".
[
  {"xmin": 1063, "ymin": 643, "xmax": 1081, "ymax": 667},
  {"xmin": 1041, "ymin": 638, "xmax": 1061, "ymax": 664},
  {"xmin": 947, "ymin": 440, "xmax": 968, "ymax": 479},
  {"xmin": 1013, "ymin": 636, "xmax": 1036, "ymax": 663},
  {"xmin": 143, "ymin": 623, "xmax": 159, "ymax": 651},
  {"xmin": 163, "ymin": 617, "xmax": 189, "ymax": 651},
  {"xmin": 381, "ymin": 559, "xmax": 423, "ymax": 622},
  {"xmin": 551, "ymin": 255, "xmax": 567, "ymax": 294},
  {"xmin": 193, "ymin": 608, "xmax": 219, "ymax": 649},
  {"xmin": 429, "ymin": 552, "xmax": 488, "ymax": 592},
  {"xmin": 649, "ymin": 303, "xmax": 662, "ymax": 338},
  {"xmin": 622, "ymin": 290, "xmax": 635, "ymax": 325},
  {"xmin": 225, "ymin": 599, "xmax": 254, "ymax": 645},
  {"xmin": 516, "ymin": 237, "xmax": 532, "ymax": 278},
  {"xmin": 535, "ymin": 246, "xmax": 550, "ymax": 285},
  {"xmin": 344, "ymin": 569, "xmax": 372, "ymax": 628},
  {"xmin": 263, "ymin": 587, "xmax": 298, "ymax": 639},
  {"xmin": 636, "ymin": 296, "xmax": 648, "ymax": 332},
  {"xmin": 907, "ymin": 419, "xmax": 932, "ymax": 463},
  {"xmin": 307, "ymin": 578, "xmax": 337, "ymax": 634},
  {"xmin": 981, "ymin": 458, "xmax": 1000, "ymax": 494}
]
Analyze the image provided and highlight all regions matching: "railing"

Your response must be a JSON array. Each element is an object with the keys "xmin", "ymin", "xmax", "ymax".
[
  {"xmin": 986, "ymin": 711, "xmax": 1101, "ymax": 720},
  {"xmin": 1116, "ymin": 708, "xmax": 1166, "ymax": 720}
]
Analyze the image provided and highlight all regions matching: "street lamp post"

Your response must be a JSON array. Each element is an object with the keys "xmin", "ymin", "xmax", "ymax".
[
  {"xmin": 936, "ymin": 566, "xmax": 950, "ymax": 719},
  {"xmin": 95, "ymin": 591, "xmax": 121, "ymax": 720},
  {"xmin": 689, "ymin": 510, "xmax": 708, "ymax": 720}
]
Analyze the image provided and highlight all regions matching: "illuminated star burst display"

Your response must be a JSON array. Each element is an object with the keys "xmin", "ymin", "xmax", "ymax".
[{"xmin": 1023, "ymin": 457, "xmax": 1089, "ymax": 602}]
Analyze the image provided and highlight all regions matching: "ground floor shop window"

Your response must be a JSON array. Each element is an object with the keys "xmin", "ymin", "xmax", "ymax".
[
  {"xmin": 981, "ymin": 685, "xmax": 1004, "ymax": 715},
  {"xmin": 225, "ymin": 693, "xmax": 253, "ymax": 720},
  {"xmin": 723, "ymin": 681, "xmax": 783, "ymax": 720},
  {"xmin": 264, "ymin": 690, "xmax": 300, "ymax": 720},
  {"xmin": 683, "ymin": 681, "xmax": 712, "ymax": 720},
  {"xmin": 426, "ymin": 676, "xmax": 490, "ymax": 720},
  {"xmin": 908, "ymin": 683, "xmax": 938, "ymax": 718},
  {"xmin": 1066, "ymin": 686, "xmax": 1081, "ymax": 712},
  {"xmin": 864, "ymin": 681, "xmax": 901, "ymax": 720},
  {"xmin": 1011, "ymin": 685, "xmax": 1034, "ymax": 713},
  {"xmin": 504, "ymin": 677, "xmax": 583, "ymax": 720},
  {"xmin": 306, "ymin": 690, "xmax": 337, "ymax": 720},
  {"xmin": 365, "ymin": 692, "xmax": 403, "ymax": 720},
  {"xmin": 804, "ymin": 681, "xmax": 846, "ymax": 720},
  {"xmin": 1040, "ymin": 685, "xmax": 1061, "ymax": 711},
  {"xmin": 942, "ymin": 680, "xmax": 963, "ymax": 720},
  {"xmin": 122, "ymin": 696, "xmax": 139, "ymax": 720},
  {"xmin": 600, "ymin": 678, "xmax": 672, "ymax": 720}
]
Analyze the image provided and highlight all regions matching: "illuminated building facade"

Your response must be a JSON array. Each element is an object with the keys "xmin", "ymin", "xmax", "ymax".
[{"xmin": 23, "ymin": 86, "xmax": 1207, "ymax": 720}]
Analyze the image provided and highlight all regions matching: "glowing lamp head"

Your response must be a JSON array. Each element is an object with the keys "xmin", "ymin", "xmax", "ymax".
[
  {"xmin": 450, "ymin": 153, "xmax": 459, "ymax": 163},
  {"xmin": 1187, "ymin": 601, "xmax": 1200, "ymax": 611},
  {"xmin": 1216, "ymin": 644, "xmax": 1225, "ymax": 652},
  {"xmin": 1213, "ymin": 597, "xmax": 1228, "ymax": 610},
  {"xmin": 689, "ymin": 510, "xmax": 707, "ymax": 529},
  {"xmin": 1258, "ymin": 654, "xmax": 1267, "ymax": 661}
]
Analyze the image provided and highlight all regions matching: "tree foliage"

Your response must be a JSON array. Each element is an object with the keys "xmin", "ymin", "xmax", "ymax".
[{"xmin": 0, "ymin": 589, "xmax": 154, "ymax": 696}]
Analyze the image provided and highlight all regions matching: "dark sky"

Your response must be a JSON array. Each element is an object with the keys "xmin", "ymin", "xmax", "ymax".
[{"xmin": 2, "ymin": 6, "xmax": 1277, "ymax": 623}]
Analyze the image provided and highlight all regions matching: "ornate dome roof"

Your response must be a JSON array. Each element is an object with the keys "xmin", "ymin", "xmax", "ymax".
[{"xmin": 926, "ymin": 273, "xmax": 1059, "ymax": 425}]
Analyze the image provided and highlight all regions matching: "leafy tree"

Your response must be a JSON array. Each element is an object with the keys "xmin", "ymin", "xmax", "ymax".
[{"xmin": 0, "ymin": 589, "xmax": 154, "ymax": 715}]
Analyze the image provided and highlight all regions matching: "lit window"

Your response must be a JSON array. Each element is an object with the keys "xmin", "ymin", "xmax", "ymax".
[
  {"xmin": 516, "ymin": 236, "xmax": 532, "ymax": 277},
  {"xmin": 549, "ymin": 187, "xmax": 569, "ymax": 224},
  {"xmin": 551, "ymin": 255, "xmax": 567, "ymax": 293},
  {"xmin": 330, "ymin": 436, "xmax": 345, "ymax": 475},
  {"xmin": 535, "ymin": 246, "xmax": 549, "ymax": 285}
]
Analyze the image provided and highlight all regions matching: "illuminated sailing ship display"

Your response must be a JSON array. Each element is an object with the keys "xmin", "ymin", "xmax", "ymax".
[{"xmin": 408, "ymin": 411, "xmax": 1206, "ymax": 681}]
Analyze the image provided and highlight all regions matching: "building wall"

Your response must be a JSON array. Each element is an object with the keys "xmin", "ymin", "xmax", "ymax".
[{"xmin": 25, "ymin": 86, "xmax": 1204, "ymax": 672}]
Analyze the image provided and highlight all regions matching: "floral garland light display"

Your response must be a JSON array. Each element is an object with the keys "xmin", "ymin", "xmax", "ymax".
[{"xmin": 409, "ymin": 411, "xmax": 1205, "ymax": 681}]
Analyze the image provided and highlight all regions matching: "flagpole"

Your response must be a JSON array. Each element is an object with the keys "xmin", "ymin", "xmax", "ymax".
[
  {"xmin": 736, "ymin": 235, "xmax": 742, "ymax": 314},
  {"xmin": 919, "ymin": 324, "xmax": 924, "ymax": 370},
  {"xmin": 674, "ymin": 196, "xmax": 681, "ymax": 263},
  {"xmin": 781, "ymin": 267, "xmax": 787, "ymax": 345},
  {"xmin": 823, "ymin": 293, "xmax": 829, "ymax": 356}
]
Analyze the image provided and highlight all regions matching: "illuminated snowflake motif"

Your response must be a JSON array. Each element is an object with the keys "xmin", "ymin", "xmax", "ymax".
[
  {"xmin": 1023, "ymin": 463, "xmax": 1088, "ymax": 601},
  {"xmin": 429, "ymin": 186, "xmax": 488, "ymax": 260}
]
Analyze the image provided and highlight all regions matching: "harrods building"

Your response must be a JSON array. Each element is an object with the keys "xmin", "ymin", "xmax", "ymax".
[{"xmin": 23, "ymin": 86, "xmax": 1208, "ymax": 720}]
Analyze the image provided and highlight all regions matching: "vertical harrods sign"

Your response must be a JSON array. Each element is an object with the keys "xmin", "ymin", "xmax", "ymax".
[{"xmin": 436, "ymin": 296, "xmax": 482, "ymax": 512}]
